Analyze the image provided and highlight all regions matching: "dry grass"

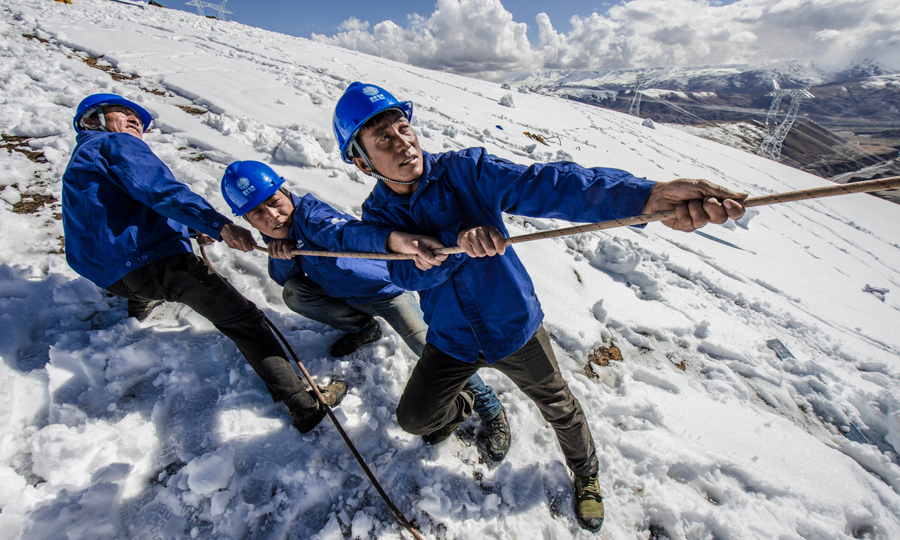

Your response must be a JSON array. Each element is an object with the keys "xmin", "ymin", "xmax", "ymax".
[
  {"xmin": 12, "ymin": 193, "xmax": 57, "ymax": 215},
  {"xmin": 21, "ymin": 34, "xmax": 49, "ymax": 44},
  {"xmin": 141, "ymin": 87, "xmax": 168, "ymax": 97},
  {"xmin": 176, "ymin": 105, "xmax": 207, "ymax": 116},
  {"xmin": 583, "ymin": 341, "xmax": 623, "ymax": 379},
  {"xmin": 588, "ymin": 342, "xmax": 623, "ymax": 367},
  {"xmin": 83, "ymin": 56, "xmax": 138, "ymax": 81},
  {"xmin": 2, "ymin": 135, "xmax": 45, "ymax": 163}
]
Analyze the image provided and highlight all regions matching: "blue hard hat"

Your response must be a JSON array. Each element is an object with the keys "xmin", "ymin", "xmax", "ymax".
[
  {"xmin": 333, "ymin": 82, "xmax": 413, "ymax": 164},
  {"xmin": 73, "ymin": 93, "xmax": 153, "ymax": 133},
  {"xmin": 221, "ymin": 161, "xmax": 285, "ymax": 216}
]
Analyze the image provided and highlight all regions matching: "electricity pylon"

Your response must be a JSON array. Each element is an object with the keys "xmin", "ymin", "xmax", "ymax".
[
  {"xmin": 628, "ymin": 72, "xmax": 645, "ymax": 117},
  {"xmin": 185, "ymin": 0, "xmax": 232, "ymax": 20},
  {"xmin": 757, "ymin": 79, "xmax": 814, "ymax": 161}
]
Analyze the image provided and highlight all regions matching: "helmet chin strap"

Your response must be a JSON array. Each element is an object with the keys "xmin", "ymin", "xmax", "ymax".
[
  {"xmin": 80, "ymin": 107, "xmax": 110, "ymax": 132},
  {"xmin": 351, "ymin": 139, "xmax": 417, "ymax": 186}
]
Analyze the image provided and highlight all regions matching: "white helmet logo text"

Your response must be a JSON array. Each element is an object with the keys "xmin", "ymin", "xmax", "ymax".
[{"xmin": 236, "ymin": 177, "xmax": 255, "ymax": 197}]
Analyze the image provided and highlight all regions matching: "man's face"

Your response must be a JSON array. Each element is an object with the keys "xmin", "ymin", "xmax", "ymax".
[
  {"xmin": 82, "ymin": 105, "xmax": 145, "ymax": 139},
  {"xmin": 245, "ymin": 190, "xmax": 294, "ymax": 239},
  {"xmin": 353, "ymin": 110, "xmax": 423, "ymax": 195}
]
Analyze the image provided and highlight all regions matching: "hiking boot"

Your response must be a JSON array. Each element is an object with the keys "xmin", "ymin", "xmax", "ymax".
[
  {"xmin": 313, "ymin": 380, "xmax": 348, "ymax": 408},
  {"xmin": 286, "ymin": 380, "xmax": 348, "ymax": 433},
  {"xmin": 477, "ymin": 407, "xmax": 511, "ymax": 462},
  {"xmin": 128, "ymin": 299, "xmax": 163, "ymax": 321},
  {"xmin": 423, "ymin": 390, "xmax": 474, "ymax": 445},
  {"xmin": 330, "ymin": 320, "xmax": 381, "ymax": 357},
  {"xmin": 574, "ymin": 473, "xmax": 604, "ymax": 532}
]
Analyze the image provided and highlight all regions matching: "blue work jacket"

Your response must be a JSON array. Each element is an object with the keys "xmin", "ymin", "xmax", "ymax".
[
  {"xmin": 265, "ymin": 193, "xmax": 401, "ymax": 305},
  {"xmin": 361, "ymin": 148, "xmax": 655, "ymax": 363},
  {"xmin": 61, "ymin": 131, "xmax": 231, "ymax": 288}
]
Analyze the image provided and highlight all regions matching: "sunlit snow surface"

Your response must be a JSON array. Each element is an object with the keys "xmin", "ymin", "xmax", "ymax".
[{"xmin": 2, "ymin": 1, "xmax": 900, "ymax": 538}]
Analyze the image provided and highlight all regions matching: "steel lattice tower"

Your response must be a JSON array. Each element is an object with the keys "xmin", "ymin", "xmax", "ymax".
[
  {"xmin": 757, "ymin": 79, "xmax": 814, "ymax": 161},
  {"xmin": 185, "ymin": 0, "xmax": 232, "ymax": 20},
  {"xmin": 628, "ymin": 72, "xmax": 645, "ymax": 117}
]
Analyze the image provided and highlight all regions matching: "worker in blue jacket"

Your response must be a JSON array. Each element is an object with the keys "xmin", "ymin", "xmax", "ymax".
[
  {"xmin": 221, "ymin": 160, "xmax": 511, "ymax": 461},
  {"xmin": 61, "ymin": 94, "xmax": 346, "ymax": 434},
  {"xmin": 333, "ymin": 82, "xmax": 747, "ymax": 532}
]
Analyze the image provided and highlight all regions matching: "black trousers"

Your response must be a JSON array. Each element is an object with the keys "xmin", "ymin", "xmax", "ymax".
[
  {"xmin": 396, "ymin": 326, "xmax": 599, "ymax": 477},
  {"xmin": 106, "ymin": 253, "xmax": 314, "ymax": 408}
]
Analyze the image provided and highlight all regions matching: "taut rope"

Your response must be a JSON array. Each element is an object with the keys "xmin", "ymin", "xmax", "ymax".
[{"xmin": 251, "ymin": 176, "xmax": 900, "ymax": 260}]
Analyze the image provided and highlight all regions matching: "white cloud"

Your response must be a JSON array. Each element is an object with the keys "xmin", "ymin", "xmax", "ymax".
[
  {"xmin": 338, "ymin": 17, "xmax": 370, "ymax": 32},
  {"xmin": 312, "ymin": 0, "xmax": 900, "ymax": 77},
  {"xmin": 313, "ymin": 0, "xmax": 534, "ymax": 77}
]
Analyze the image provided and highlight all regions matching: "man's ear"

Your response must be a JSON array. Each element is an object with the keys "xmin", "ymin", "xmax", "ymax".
[
  {"xmin": 80, "ymin": 115, "xmax": 100, "ymax": 129},
  {"xmin": 352, "ymin": 156, "xmax": 372, "ymax": 175}
]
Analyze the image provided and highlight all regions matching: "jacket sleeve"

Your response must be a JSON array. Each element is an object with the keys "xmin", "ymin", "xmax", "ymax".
[
  {"xmin": 297, "ymin": 196, "xmax": 393, "ymax": 254},
  {"xmin": 101, "ymin": 134, "xmax": 232, "ymax": 239},
  {"xmin": 267, "ymin": 256, "xmax": 304, "ymax": 287},
  {"xmin": 362, "ymin": 203, "xmax": 467, "ymax": 291},
  {"xmin": 455, "ymin": 148, "xmax": 655, "ymax": 224}
]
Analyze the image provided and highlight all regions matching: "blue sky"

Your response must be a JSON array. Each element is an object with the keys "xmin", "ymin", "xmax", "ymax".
[
  {"xmin": 164, "ymin": 0, "xmax": 623, "ymax": 43},
  {"xmin": 157, "ymin": 0, "xmax": 899, "ymax": 78}
]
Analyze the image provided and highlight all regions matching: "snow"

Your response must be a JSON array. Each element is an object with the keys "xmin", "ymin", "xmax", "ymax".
[
  {"xmin": 1, "ymin": 0, "xmax": 900, "ymax": 539},
  {"xmin": 513, "ymin": 59, "xmax": 898, "ymax": 93}
]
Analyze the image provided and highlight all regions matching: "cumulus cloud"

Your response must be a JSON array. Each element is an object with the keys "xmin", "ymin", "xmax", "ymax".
[
  {"xmin": 314, "ymin": 0, "xmax": 533, "ymax": 77},
  {"xmin": 338, "ymin": 17, "xmax": 370, "ymax": 32},
  {"xmin": 312, "ymin": 0, "xmax": 900, "ymax": 77}
]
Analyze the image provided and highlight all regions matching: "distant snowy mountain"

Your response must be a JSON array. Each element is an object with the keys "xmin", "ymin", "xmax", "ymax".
[
  {"xmin": 2, "ymin": 1, "xmax": 900, "ymax": 539},
  {"xmin": 513, "ymin": 59, "xmax": 899, "ymax": 94},
  {"xmin": 513, "ymin": 60, "xmax": 900, "ymax": 182}
]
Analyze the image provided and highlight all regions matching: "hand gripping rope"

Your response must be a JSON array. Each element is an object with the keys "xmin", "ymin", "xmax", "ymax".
[
  {"xmin": 252, "ymin": 176, "xmax": 900, "ymax": 261},
  {"xmin": 197, "ymin": 247, "xmax": 425, "ymax": 540}
]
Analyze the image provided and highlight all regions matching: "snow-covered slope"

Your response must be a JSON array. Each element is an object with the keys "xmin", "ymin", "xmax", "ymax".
[{"xmin": 2, "ymin": 1, "xmax": 900, "ymax": 539}]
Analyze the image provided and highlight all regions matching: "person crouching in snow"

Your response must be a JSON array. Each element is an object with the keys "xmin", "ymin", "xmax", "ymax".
[
  {"xmin": 221, "ymin": 160, "xmax": 512, "ymax": 461},
  {"xmin": 333, "ymin": 82, "xmax": 747, "ymax": 532},
  {"xmin": 61, "ymin": 94, "xmax": 346, "ymax": 434}
]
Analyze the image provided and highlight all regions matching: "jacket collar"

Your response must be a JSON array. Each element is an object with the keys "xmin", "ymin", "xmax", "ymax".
[
  {"xmin": 370, "ymin": 150, "xmax": 444, "ymax": 207},
  {"xmin": 75, "ymin": 130, "xmax": 106, "ymax": 144}
]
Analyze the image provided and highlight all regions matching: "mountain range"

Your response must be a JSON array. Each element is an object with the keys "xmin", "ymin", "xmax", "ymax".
[{"xmin": 511, "ymin": 60, "xmax": 900, "ymax": 189}]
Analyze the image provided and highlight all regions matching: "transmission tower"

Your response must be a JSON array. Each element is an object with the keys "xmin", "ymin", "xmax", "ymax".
[
  {"xmin": 185, "ymin": 0, "xmax": 232, "ymax": 20},
  {"xmin": 628, "ymin": 72, "xmax": 645, "ymax": 117},
  {"xmin": 757, "ymin": 79, "xmax": 813, "ymax": 161}
]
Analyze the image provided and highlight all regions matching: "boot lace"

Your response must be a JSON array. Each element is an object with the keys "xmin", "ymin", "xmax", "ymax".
[{"xmin": 577, "ymin": 475, "xmax": 603, "ymax": 502}]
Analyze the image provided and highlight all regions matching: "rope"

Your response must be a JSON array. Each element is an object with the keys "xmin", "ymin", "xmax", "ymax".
[
  {"xmin": 264, "ymin": 317, "xmax": 425, "ymax": 540},
  {"xmin": 198, "ymin": 245, "xmax": 424, "ymax": 540},
  {"xmin": 251, "ymin": 176, "xmax": 900, "ymax": 260}
]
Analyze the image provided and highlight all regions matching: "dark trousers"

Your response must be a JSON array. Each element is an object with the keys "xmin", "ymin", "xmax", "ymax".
[
  {"xmin": 106, "ymin": 253, "xmax": 314, "ymax": 408},
  {"xmin": 397, "ymin": 326, "xmax": 599, "ymax": 477}
]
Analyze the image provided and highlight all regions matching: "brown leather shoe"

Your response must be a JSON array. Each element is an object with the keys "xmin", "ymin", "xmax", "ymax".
[{"xmin": 286, "ymin": 381, "xmax": 348, "ymax": 433}]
